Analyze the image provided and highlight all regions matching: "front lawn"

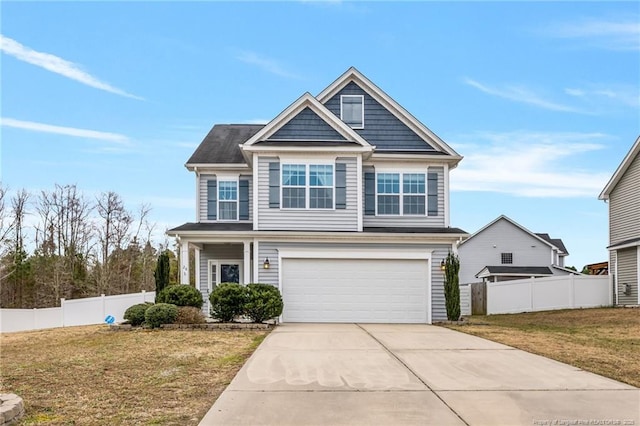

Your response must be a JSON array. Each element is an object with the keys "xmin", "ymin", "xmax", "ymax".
[
  {"xmin": 0, "ymin": 325, "xmax": 269, "ymax": 424},
  {"xmin": 444, "ymin": 307, "xmax": 640, "ymax": 387}
]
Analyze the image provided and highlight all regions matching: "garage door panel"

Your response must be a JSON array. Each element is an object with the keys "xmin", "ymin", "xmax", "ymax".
[{"xmin": 282, "ymin": 258, "xmax": 428, "ymax": 323}]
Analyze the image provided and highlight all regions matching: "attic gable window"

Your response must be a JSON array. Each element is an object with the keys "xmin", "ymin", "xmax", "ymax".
[
  {"xmin": 501, "ymin": 253, "xmax": 513, "ymax": 264},
  {"xmin": 340, "ymin": 95, "xmax": 364, "ymax": 129}
]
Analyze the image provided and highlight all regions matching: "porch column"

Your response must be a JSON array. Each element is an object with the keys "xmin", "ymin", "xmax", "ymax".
[
  {"xmin": 243, "ymin": 240, "xmax": 251, "ymax": 284},
  {"xmin": 180, "ymin": 239, "xmax": 190, "ymax": 285}
]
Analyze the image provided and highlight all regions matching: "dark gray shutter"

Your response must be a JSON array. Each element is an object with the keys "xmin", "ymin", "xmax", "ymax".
[
  {"xmin": 269, "ymin": 162, "xmax": 280, "ymax": 208},
  {"xmin": 335, "ymin": 163, "xmax": 347, "ymax": 209},
  {"xmin": 427, "ymin": 172, "xmax": 438, "ymax": 216},
  {"xmin": 364, "ymin": 172, "xmax": 375, "ymax": 216},
  {"xmin": 239, "ymin": 179, "xmax": 249, "ymax": 220},
  {"xmin": 207, "ymin": 179, "xmax": 217, "ymax": 220}
]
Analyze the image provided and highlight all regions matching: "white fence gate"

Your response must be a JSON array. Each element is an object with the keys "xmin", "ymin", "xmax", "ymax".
[
  {"xmin": 0, "ymin": 291, "xmax": 156, "ymax": 333},
  {"xmin": 486, "ymin": 275, "xmax": 611, "ymax": 315}
]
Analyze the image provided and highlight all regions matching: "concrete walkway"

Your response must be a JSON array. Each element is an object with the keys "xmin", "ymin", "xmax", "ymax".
[{"xmin": 200, "ymin": 324, "xmax": 639, "ymax": 426}]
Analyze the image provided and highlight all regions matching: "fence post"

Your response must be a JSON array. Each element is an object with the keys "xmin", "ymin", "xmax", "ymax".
[
  {"xmin": 529, "ymin": 277, "xmax": 534, "ymax": 312},
  {"xmin": 141, "ymin": 290, "xmax": 146, "ymax": 303},
  {"xmin": 60, "ymin": 298, "xmax": 65, "ymax": 327},
  {"xmin": 569, "ymin": 274, "xmax": 575, "ymax": 308},
  {"xmin": 101, "ymin": 294, "xmax": 106, "ymax": 321},
  {"xmin": 33, "ymin": 308, "xmax": 38, "ymax": 330}
]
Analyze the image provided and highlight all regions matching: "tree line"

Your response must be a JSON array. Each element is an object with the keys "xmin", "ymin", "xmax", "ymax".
[{"xmin": 0, "ymin": 184, "xmax": 179, "ymax": 309}]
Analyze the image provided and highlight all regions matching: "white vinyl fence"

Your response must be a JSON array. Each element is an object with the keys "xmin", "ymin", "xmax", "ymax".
[
  {"xmin": 0, "ymin": 291, "xmax": 155, "ymax": 333},
  {"xmin": 487, "ymin": 275, "xmax": 611, "ymax": 315},
  {"xmin": 460, "ymin": 284, "xmax": 471, "ymax": 316}
]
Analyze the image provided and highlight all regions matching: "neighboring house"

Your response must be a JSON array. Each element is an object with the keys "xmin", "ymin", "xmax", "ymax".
[
  {"xmin": 599, "ymin": 135, "xmax": 640, "ymax": 306},
  {"xmin": 167, "ymin": 67, "xmax": 467, "ymax": 323},
  {"xmin": 458, "ymin": 215, "xmax": 578, "ymax": 285}
]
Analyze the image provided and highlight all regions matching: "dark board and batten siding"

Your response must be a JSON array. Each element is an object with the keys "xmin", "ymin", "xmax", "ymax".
[
  {"xmin": 198, "ymin": 174, "xmax": 253, "ymax": 222},
  {"xmin": 268, "ymin": 107, "xmax": 346, "ymax": 141},
  {"xmin": 617, "ymin": 248, "xmax": 638, "ymax": 305},
  {"xmin": 257, "ymin": 241, "xmax": 451, "ymax": 321},
  {"xmin": 363, "ymin": 167, "xmax": 446, "ymax": 228},
  {"xmin": 609, "ymin": 153, "xmax": 640, "ymax": 246},
  {"xmin": 323, "ymin": 82, "xmax": 435, "ymax": 151},
  {"xmin": 257, "ymin": 156, "xmax": 359, "ymax": 231}
]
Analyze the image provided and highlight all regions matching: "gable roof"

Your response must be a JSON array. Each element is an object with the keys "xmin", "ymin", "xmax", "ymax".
[
  {"xmin": 186, "ymin": 124, "xmax": 263, "ymax": 166},
  {"xmin": 535, "ymin": 233, "xmax": 569, "ymax": 255},
  {"xmin": 242, "ymin": 92, "xmax": 371, "ymax": 148},
  {"xmin": 316, "ymin": 67, "xmax": 461, "ymax": 159},
  {"xmin": 459, "ymin": 215, "xmax": 568, "ymax": 254},
  {"xmin": 599, "ymin": 135, "xmax": 640, "ymax": 200}
]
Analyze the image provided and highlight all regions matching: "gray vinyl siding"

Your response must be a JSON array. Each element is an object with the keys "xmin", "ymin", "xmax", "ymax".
[
  {"xmin": 458, "ymin": 218, "xmax": 560, "ymax": 285},
  {"xmin": 257, "ymin": 156, "xmax": 358, "ymax": 231},
  {"xmin": 616, "ymin": 247, "xmax": 638, "ymax": 305},
  {"xmin": 363, "ymin": 167, "xmax": 445, "ymax": 227},
  {"xmin": 609, "ymin": 153, "xmax": 640, "ymax": 246},
  {"xmin": 268, "ymin": 107, "xmax": 346, "ymax": 141},
  {"xmin": 256, "ymin": 241, "xmax": 451, "ymax": 322},
  {"xmin": 198, "ymin": 244, "xmax": 244, "ymax": 314},
  {"xmin": 323, "ymin": 82, "xmax": 436, "ymax": 151},
  {"xmin": 198, "ymin": 174, "xmax": 252, "ymax": 223}
]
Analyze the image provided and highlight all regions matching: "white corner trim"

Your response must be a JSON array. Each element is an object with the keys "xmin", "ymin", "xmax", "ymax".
[
  {"xmin": 356, "ymin": 155, "xmax": 363, "ymax": 232},
  {"xmin": 444, "ymin": 163, "xmax": 450, "ymax": 227},
  {"xmin": 253, "ymin": 153, "xmax": 259, "ymax": 231}
]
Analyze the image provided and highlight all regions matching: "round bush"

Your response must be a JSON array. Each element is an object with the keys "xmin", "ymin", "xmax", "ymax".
[
  {"xmin": 175, "ymin": 306, "xmax": 205, "ymax": 324},
  {"xmin": 244, "ymin": 283, "xmax": 283, "ymax": 323},
  {"xmin": 123, "ymin": 302, "xmax": 153, "ymax": 326},
  {"xmin": 156, "ymin": 284, "xmax": 203, "ymax": 309},
  {"xmin": 145, "ymin": 303, "xmax": 178, "ymax": 328},
  {"xmin": 209, "ymin": 282, "xmax": 246, "ymax": 322}
]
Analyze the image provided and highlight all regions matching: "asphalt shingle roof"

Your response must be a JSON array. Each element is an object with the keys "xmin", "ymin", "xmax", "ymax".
[{"xmin": 186, "ymin": 124, "xmax": 264, "ymax": 164}]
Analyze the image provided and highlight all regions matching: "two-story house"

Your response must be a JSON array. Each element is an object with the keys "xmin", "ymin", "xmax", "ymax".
[
  {"xmin": 599, "ymin": 136, "xmax": 640, "ymax": 306},
  {"xmin": 457, "ymin": 215, "xmax": 578, "ymax": 285},
  {"xmin": 168, "ymin": 68, "xmax": 467, "ymax": 323}
]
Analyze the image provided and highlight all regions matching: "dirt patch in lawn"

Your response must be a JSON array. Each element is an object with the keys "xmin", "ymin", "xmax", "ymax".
[
  {"xmin": 444, "ymin": 307, "xmax": 640, "ymax": 388},
  {"xmin": 0, "ymin": 325, "xmax": 270, "ymax": 425}
]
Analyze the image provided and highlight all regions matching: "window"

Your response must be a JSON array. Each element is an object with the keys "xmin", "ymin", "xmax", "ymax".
[
  {"xmin": 377, "ymin": 173, "xmax": 427, "ymax": 215},
  {"xmin": 218, "ymin": 181, "xmax": 238, "ymax": 220},
  {"xmin": 341, "ymin": 95, "xmax": 364, "ymax": 128},
  {"xmin": 282, "ymin": 164, "xmax": 334, "ymax": 209},
  {"xmin": 501, "ymin": 253, "xmax": 513, "ymax": 264},
  {"xmin": 377, "ymin": 173, "xmax": 400, "ymax": 215},
  {"xmin": 282, "ymin": 164, "xmax": 306, "ymax": 208},
  {"xmin": 403, "ymin": 174, "xmax": 426, "ymax": 215},
  {"xmin": 309, "ymin": 165, "xmax": 334, "ymax": 208}
]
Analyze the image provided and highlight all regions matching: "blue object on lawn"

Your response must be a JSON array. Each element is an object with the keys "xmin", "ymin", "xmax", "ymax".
[{"xmin": 105, "ymin": 315, "xmax": 115, "ymax": 324}]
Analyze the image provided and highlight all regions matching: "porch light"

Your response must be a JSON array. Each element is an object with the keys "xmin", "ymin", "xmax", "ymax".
[
  {"xmin": 440, "ymin": 259, "xmax": 446, "ymax": 271},
  {"xmin": 263, "ymin": 258, "xmax": 270, "ymax": 269}
]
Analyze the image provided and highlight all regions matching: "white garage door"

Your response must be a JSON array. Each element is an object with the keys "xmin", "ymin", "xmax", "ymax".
[{"xmin": 281, "ymin": 258, "xmax": 429, "ymax": 323}]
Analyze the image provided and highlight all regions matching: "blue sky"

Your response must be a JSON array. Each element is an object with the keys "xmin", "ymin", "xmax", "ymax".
[{"xmin": 1, "ymin": 1, "xmax": 638, "ymax": 269}]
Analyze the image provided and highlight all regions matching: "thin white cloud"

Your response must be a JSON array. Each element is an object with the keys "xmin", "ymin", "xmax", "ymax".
[
  {"xmin": 450, "ymin": 131, "xmax": 611, "ymax": 198},
  {"xmin": 1, "ymin": 117, "xmax": 129, "ymax": 144},
  {"xmin": 564, "ymin": 85, "xmax": 640, "ymax": 108},
  {"xmin": 0, "ymin": 34, "xmax": 143, "ymax": 100},
  {"xmin": 463, "ymin": 78, "xmax": 584, "ymax": 113},
  {"xmin": 236, "ymin": 50, "xmax": 301, "ymax": 79},
  {"xmin": 542, "ymin": 17, "xmax": 640, "ymax": 51}
]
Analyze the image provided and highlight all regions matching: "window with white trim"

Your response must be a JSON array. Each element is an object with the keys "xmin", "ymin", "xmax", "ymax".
[
  {"xmin": 218, "ymin": 181, "xmax": 238, "ymax": 220},
  {"xmin": 282, "ymin": 164, "xmax": 334, "ymax": 209},
  {"xmin": 377, "ymin": 173, "xmax": 426, "ymax": 215},
  {"xmin": 340, "ymin": 95, "xmax": 364, "ymax": 128}
]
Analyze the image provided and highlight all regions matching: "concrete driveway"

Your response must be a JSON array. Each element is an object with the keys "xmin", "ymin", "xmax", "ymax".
[{"xmin": 200, "ymin": 324, "xmax": 639, "ymax": 426}]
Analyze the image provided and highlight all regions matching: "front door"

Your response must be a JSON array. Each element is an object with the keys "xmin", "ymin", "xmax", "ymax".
[{"xmin": 209, "ymin": 259, "xmax": 243, "ymax": 291}]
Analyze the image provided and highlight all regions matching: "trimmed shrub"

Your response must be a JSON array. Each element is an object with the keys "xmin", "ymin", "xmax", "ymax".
[
  {"xmin": 244, "ymin": 283, "xmax": 283, "ymax": 323},
  {"xmin": 156, "ymin": 284, "xmax": 203, "ymax": 309},
  {"xmin": 123, "ymin": 302, "xmax": 153, "ymax": 326},
  {"xmin": 175, "ymin": 306, "xmax": 206, "ymax": 324},
  {"xmin": 154, "ymin": 251, "xmax": 171, "ymax": 302},
  {"xmin": 145, "ymin": 303, "xmax": 178, "ymax": 329},
  {"xmin": 209, "ymin": 282, "xmax": 246, "ymax": 322},
  {"xmin": 443, "ymin": 252, "xmax": 461, "ymax": 321}
]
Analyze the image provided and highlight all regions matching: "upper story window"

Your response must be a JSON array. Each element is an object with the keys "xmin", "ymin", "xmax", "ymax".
[
  {"xmin": 282, "ymin": 164, "xmax": 334, "ymax": 209},
  {"xmin": 340, "ymin": 95, "xmax": 364, "ymax": 129},
  {"xmin": 218, "ymin": 181, "xmax": 238, "ymax": 220},
  {"xmin": 501, "ymin": 253, "xmax": 513, "ymax": 264},
  {"xmin": 377, "ymin": 173, "xmax": 426, "ymax": 216}
]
